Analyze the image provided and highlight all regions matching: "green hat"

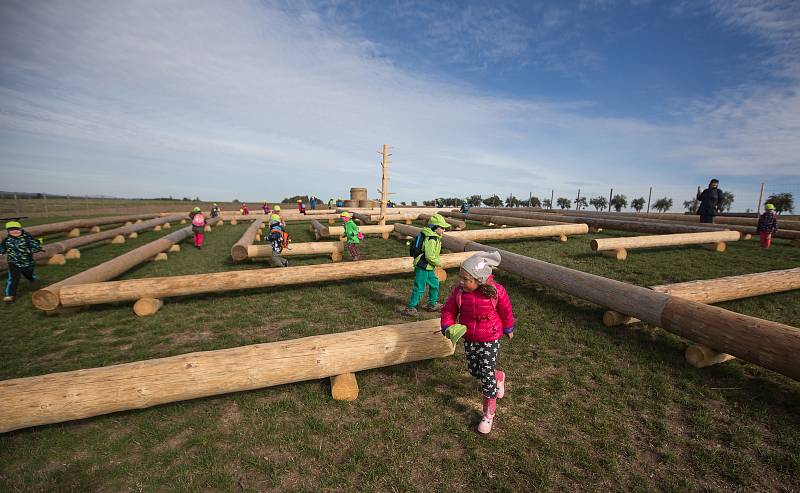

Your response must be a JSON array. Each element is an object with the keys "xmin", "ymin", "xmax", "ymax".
[
  {"xmin": 5, "ymin": 221, "xmax": 22, "ymax": 230},
  {"xmin": 765, "ymin": 203, "xmax": 775, "ymax": 210},
  {"xmin": 445, "ymin": 324, "xmax": 467, "ymax": 346},
  {"xmin": 192, "ymin": 207, "xmax": 201, "ymax": 212},
  {"xmin": 340, "ymin": 211, "xmax": 352, "ymax": 218},
  {"xmin": 428, "ymin": 213, "xmax": 451, "ymax": 229}
]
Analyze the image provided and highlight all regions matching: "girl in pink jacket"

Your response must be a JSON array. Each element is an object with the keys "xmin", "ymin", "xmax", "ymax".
[{"xmin": 440, "ymin": 251, "xmax": 515, "ymax": 434}]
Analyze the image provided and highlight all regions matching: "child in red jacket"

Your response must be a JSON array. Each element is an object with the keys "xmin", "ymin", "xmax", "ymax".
[{"xmin": 440, "ymin": 251, "xmax": 515, "ymax": 434}]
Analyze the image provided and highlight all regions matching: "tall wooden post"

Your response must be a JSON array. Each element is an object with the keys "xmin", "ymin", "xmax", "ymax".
[
  {"xmin": 646, "ymin": 186, "xmax": 652, "ymax": 213},
  {"xmin": 756, "ymin": 182, "xmax": 765, "ymax": 214},
  {"xmin": 608, "ymin": 188, "xmax": 613, "ymax": 212},
  {"xmin": 379, "ymin": 144, "xmax": 390, "ymax": 226},
  {"xmin": 576, "ymin": 188, "xmax": 581, "ymax": 211},
  {"xmin": 549, "ymin": 190, "xmax": 554, "ymax": 210}
]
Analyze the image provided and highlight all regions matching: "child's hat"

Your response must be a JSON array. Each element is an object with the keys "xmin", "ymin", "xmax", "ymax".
[
  {"xmin": 274, "ymin": 205, "xmax": 281, "ymax": 211},
  {"xmin": 5, "ymin": 221, "xmax": 22, "ymax": 230},
  {"xmin": 428, "ymin": 213, "xmax": 451, "ymax": 229},
  {"xmin": 340, "ymin": 211, "xmax": 352, "ymax": 218},
  {"xmin": 192, "ymin": 207, "xmax": 201, "ymax": 212},
  {"xmin": 461, "ymin": 251, "xmax": 502, "ymax": 283},
  {"xmin": 765, "ymin": 203, "xmax": 776, "ymax": 210}
]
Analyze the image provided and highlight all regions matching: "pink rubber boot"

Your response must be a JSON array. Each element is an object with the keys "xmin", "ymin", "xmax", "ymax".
[
  {"xmin": 477, "ymin": 396, "xmax": 497, "ymax": 434},
  {"xmin": 496, "ymin": 370, "xmax": 506, "ymax": 399}
]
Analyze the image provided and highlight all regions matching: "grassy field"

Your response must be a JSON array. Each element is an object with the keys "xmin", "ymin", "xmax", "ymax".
[{"xmin": 0, "ymin": 217, "xmax": 798, "ymax": 492}]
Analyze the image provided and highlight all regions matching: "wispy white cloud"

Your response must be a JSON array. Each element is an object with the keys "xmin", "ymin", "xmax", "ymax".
[{"xmin": 0, "ymin": 0, "xmax": 797, "ymax": 208}]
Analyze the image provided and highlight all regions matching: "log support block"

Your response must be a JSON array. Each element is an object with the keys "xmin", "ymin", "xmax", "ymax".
[
  {"xmin": 65, "ymin": 248, "xmax": 81, "ymax": 260},
  {"xmin": 702, "ymin": 242, "xmax": 726, "ymax": 252},
  {"xmin": 601, "ymin": 248, "xmax": 627, "ymax": 261},
  {"xmin": 255, "ymin": 234, "xmax": 261, "ymax": 242},
  {"xmin": 152, "ymin": 252, "xmax": 168, "ymax": 262},
  {"xmin": 330, "ymin": 373, "xmax": 359, "ymax": 401},
  {"xmin": 133, "ymin": 298, "xmax": 163, "ymax": 317},
  {"xmin": 404, "ymin": 220, "xmax": 412, "ymax": 225},
  {"xmin": 328, "ymin": 218, "xmax": 335, "ymax": 225},
  {"xmin": 180, "ymin": 219, "xmax": 186, "ymax": 224},
  {"xmin": 204, "ymin": 225, "xmax": 212, "ymax": 232},
  {"xmin": 331, "ymin": 249, "xmax": 343, "ymax": 262},
  {"xmin": 163, "ymin": 223, "xmax": 171, "ymax": 229},
  {"xmin": 112, "ymin": 235, "xmax": 126, "ymax": 244},
  {"xmin": 381, "ymin": 232, "xmax": 390, "ymax": 240},
  {"xmin": 124, "ymin": 221, "xmax": 133, "ymax": 227},
  {"xmin": 602, "ymin": 310, "xmax": 639, "ymax": 327},
  {"xmin": 135, "ymin": 219, "xmax": 143, "ymax": 224},
  {"xmin": 743, "ymin": 234, "xmax": 752, "ymax": 240},
  {"xmin": 67, "ymin": 228, "xmax": 80, "ymax": 238},
  {"xmin": 153, "ymin": 225, "xmax": 162, "ymax": 232},
  {"xmin": 553, "ymin": 234, "xmax": 567, "ymax": 242},
  {"xmin": 685, "ymin": 344, "xmax": 735, "ymax": 368},
  {"xmin": 47, "ymin": 254, "xmax": 66, "ymax": 266},
  {"xmin": 90, "ymin": 226, "xmax": 101, "ymax": 233},
  {"xmin": 230, "ymin": 219, "xmax": 238, "ymax": 225},
  {"xmin": 128, "ymin": 232, "xmax": 138, "ymax": 239},
  {"xmin": 589, "ymin": 227, "xmax": 603, "ymax": 233},
  {"xmin": 168, "ymin": 244, "xmax": 181, "ymax": 253}
]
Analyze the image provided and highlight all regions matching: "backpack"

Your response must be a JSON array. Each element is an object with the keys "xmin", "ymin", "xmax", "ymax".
[
  {"xmin": 191, "ymin": 213, "xmax": 205, "ymax": 227},
  {"xmin": 408, "ymin": 232, "xmax": 425, "ymax": 258},
  {"xmin": 269, "ymin": 225, "xmax": 289, "ymax": 249}
]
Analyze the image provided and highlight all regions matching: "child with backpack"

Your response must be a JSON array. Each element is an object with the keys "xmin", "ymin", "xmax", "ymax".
[
  {"xmin": 1, "ymin": 220, "xmax": 44, "ymax": 302},
  {"xmin": 210, "ymin": 203, "xmax": 220, "ymax": 218},
  {"xmin": 401, "ymin": 213, "xmax": 451, "ymax": 317},
  {"xmin": 757, "ymin": 203, "xmax": 779, "ymax": 249},
  {"xmin": 340, "ymin": 212, "xmax": 363, "ymax": 260},
  {"xmin": 189, "ymin": 207, "xmax": 206, "ymax": 249},
  {"xmin": 267, "ymin": 214, "xmax": 289, "ymax": 267},
  {"xmin": 441, "ymin": 251, "xmax": 515, "ymax": 434}
]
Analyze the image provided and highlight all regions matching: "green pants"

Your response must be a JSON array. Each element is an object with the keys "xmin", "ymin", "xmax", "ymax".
[{"xmin": 407, "ymin": 266, "xmax": 439, "ymax": 309}]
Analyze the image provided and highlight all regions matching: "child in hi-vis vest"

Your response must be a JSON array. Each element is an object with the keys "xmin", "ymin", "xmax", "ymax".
[
  {"xmin": 189, "ymin": 207, "xmax": 206, "ymax": 249},
  {"xmin": 400, "ymin": 213, "xmax": 450, "ymax": 317},
  {"xmin": 340, "ymin": 212, "xmax": 363, "ymax": 260},
  {"xmin": 1, "ymin": 220, "xmax": 44, "ymax": 302}
]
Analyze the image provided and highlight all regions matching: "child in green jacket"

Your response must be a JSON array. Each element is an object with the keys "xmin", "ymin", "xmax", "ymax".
[
  {"xmin": 1, "ymin": 220, "xmax": 44, "ymax": 302},
  {"xmin": 340, "ymin": 212, "xmax": 363, "ymax": 260},
  {"xmin": 401, "ymin": 213, "xmax": 451, "ymax": 316}
]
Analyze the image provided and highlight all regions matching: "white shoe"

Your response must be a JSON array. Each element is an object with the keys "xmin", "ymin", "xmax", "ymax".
[
  {"xmin": 477, "ymin": 414, "xmax": 494, "ymax": 434},
  {"xmin": 3, "ymin": 296, "xmax": 15, "ymax": 303}
]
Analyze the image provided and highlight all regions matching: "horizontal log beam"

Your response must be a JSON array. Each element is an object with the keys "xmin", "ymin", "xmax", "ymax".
[
  {"xmin": 591, "ymin": 231, "xmax": 741, "ymax": 252},
  {"xmin": 246, "ymin": 242, "xmax": 343, "ymax": 259},
  {"xmin": 445, "ymin": 224, "xmax": 589, "ymax": 241},
  {"xmin": 0, "ymin": 319, "xmax": 453, "ymax": 433}
]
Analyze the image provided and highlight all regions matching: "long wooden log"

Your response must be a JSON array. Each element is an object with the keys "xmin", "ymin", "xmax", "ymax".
[
  {"xmin": 326, "ymin": 224, "xmax": 395, "ymax": 237},
  {"xmin": 418, "ymin": 213, "xmax": 466, "ymax": 230},
  {"xmin": 442, "ymin": 211, "xmax": 565, "ymax": 227},
  {"xmin": 0, "ymin": 319, "xmax": 453, "ymax": 433},
  {"xmin": 32, "ymin": 217, "xmax": 221, "ymax": 311},
  {"xmin": 467, "ymin": 209, "xmax": 726, "ymax": 235},
  {"xmin": 603, "ymin": 267, "xmax": 800, "ymax": 327},
  {"xmin": 548, "ymin": 210, "xmax": 800, "ymax": 231},
  {"xmin": 56, "ymin": 252, "xmax": 474, "ymax": 308},
  {"xmin": 247, "ymin": 242, "xmax": 343, "ymax": 260},
  {"xmin": 0, "ymin": 215, "xmax": 185, "ymax": 272},
  {"xmin": 445, "ymin": 224, "xmax": 588, "ymax": 241},
  {"xmin": 222, "ymin": 213, "xmax": 337, "ymax": 222},
  {"xmin": 395, "ymin": 224, "xmax": 800, "ymax": 381},
  {"xmin": 591, "ymin": 231, "xmax": 741, "ymax": 252},
  {"xmin": 230, "ymin": 218, "xmax": 264, "ymax": 262},
  {"xmin": 0, "ymin": 213, "xmax": 162, "ymax": 242}
]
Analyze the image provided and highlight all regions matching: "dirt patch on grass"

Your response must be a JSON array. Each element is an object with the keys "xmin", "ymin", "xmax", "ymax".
[
  {"xmin": 153, "ymin": 428, "xmax": 194, "ymax": 454},
  {"xmin": 219, "ymin": 402, "xmax": 242, "ymax": 433}
]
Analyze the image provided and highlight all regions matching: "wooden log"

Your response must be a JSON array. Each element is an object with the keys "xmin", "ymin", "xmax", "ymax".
[
  {"xmin": 601, "ymin": 249, "xmax": 627, "ymax": 261},
  {"xmin": 65, "ymin": 248, "xmax": 81, "ymax": 260},
  {"xmin": 591, "ymin": 231, "xmax": 740, "ymax": 252},
  {"xmin": 56, "ymin": 252, "xmax": 474, "ymax": 308},
  {"xmin": 443, "ymin": 211, "xmax": 565, "ymax": 228},
  {"xmin": 685, "ymin": 344, "xmax": 736, "ymax": 368},
  {"xmin": 89, "ymin": 226, "xmax": 101, "ymax": 233},
  {"xmin": 552, "ymin": 210, "xmax": 800, "ymax": 232},
  {"xmin": 32, "ymin": 219, "xmax": 220, "ymax": 312},
  {"xmin": 326, "ymin": 225, "xmax": 395, "ymax": 237},
  {"xmin": 0, "ymin": 319, "xmax": 453, "ymax": 433},
  {"xmin": 418, "ymin": 213, "xmax": 466, "ymax": 230},
  {"xmin": 603, "ymin": 267, "xmax": 800, "ymax": 327},
  {"xmin": 0, "ymin": 214, "xmax": 161, "ymax": 242},
  {"xmin": 67, "ymin": 228, "xmax": 80, "ymax": 238},
  {"xmin": 330, "ymin": 373, "xmax": 359, "ymax": 401},
  {"xmin": 445, "ymin": 224, "xmax": 589, "ymax": 241},
  {"xmin": 247, "ymin": 242, "xmax": 343, "ymax": 260},
  {"xmin": 310, "ymin": 219, "xmax": 330, "ymax": 239},
  {"xmin": 231, "ymin": 218, "xmax": 265, "ymax": 262},
  {"xmin": 394, "ymin": 223, "xmax": 800, "ymax": 382},
  {"xmin": 133, "ymin": 298, "xmax": 163, "ymax": 317}
]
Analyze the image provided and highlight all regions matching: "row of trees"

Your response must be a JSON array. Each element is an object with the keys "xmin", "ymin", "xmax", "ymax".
[{"xmin": 421, "ymin": 191, "xmax": 794, "ymax": 214}]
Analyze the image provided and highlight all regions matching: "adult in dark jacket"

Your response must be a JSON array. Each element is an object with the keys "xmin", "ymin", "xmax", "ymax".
[{"xmin": 696, "ymin": 179, "xmax": 722, "ymax": 223}]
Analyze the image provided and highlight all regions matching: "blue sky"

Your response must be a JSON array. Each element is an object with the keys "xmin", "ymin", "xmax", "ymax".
[{"xmin": 1, "ymin": 0, "xmax": 798, "ymax": 210}]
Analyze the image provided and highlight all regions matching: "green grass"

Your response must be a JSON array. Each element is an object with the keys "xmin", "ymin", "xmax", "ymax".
[{"xmin": 1, "ymin": 218, "xmax": 799, "ymax": 492}]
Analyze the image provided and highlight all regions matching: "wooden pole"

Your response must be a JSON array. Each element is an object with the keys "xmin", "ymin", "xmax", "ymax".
[
  {"xmin": 0, "ymin": 319, "xmax": 453, "ymax": 433},
  {"xmin": 32, "ymin": 219, "xmax": 219, "ymax": 312},
  {"xmin": 0, "ymin": 213, "xmax": 163, "ymax": 242},
  {"xmin": 446, "ymin": 224, "xmax": 589, "ymax": 242},
  {"xmin": 418, "ymin": 213, "xmax": 465, "ymax": 230},
  {"xmin": 326, "ymin": 224, "xmax": 394, "ymax": 237},
  {"xmin": 591, "ymin": 231, "xmax": 741, "ymax": 254},
  {"xmin": 646, "ymin": 186, "xmax": 652, "ymax": 214},
  {"xmin": 55, "ymin": 252, "xmax": 474, "ymax": 309},
  {"xmin": 757, "ymin": 182, "xmax": 765, "ymax": 215},
  {"xmin": 379, "ymin": 144, "xmax": 389, "ymax": 226},
  {"xmin": 230, "ymin": 218, "xmax": 264, "ymax": 262},
  {"xmin": 247, "ymin": 242, "xmax": 344, "ymax": 261},
  {"xmin": 395, "ymin": 224, "xmax": 800, "ymax": 382}
]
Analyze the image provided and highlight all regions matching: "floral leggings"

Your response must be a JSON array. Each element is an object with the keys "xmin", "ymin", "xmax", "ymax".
[{"xmin": 464, "ymin": 340, "xmax": 500, "ymax": 398}]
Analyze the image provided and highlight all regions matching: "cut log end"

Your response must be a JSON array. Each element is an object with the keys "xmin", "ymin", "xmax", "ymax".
[
  {"xmin": 231, "ymin": 245, "xmax": 249, "ymax": 262},
  {"xmin": 168, "ymin": 244, "xmax": 180, "ymax": 253},
  {"xmin": 330, "ymin": 373, "xmax": 359, "ymax": 401},
  {"xmin": 743, "ymin": 234, "xmax": 752, "ymax": 240},
  {"xmin": 47, "ymin": 254, "xmax": 66, "ymax": 265},
  {"xmin": 133, "ymin": 298, "xmax": 164, "ymax": 317},
  {"xmin": 127, "ymin": 232, "xmax": 138, "ymax": 239},
  {"xmin": 32, "ymin": 288, "xmax": 61, "ymax": 311},
  {"xmin": 601, "ymin": 248, "xmax": 627, "ymax": 261},
  {"xmin": 112, "ymin": 235, "xmax": 126, "ymax": 244},
  {"xmin": 602, "ymin": 310, "xmax": 638, "ymax": 327},
  {"xmin": 65, "ymin": 248, "xmax": 81, "ymax": 260},
  {"xmin": 702, "ymin": 242, "xmax": 726, "ymax": 252},
  {"xmin": 685, "ymin": 344, "xmax": 736, "ymax": 368},
  {"xmin": 67, "ymin": 228, "xmax": 80, "ymax": 238}
]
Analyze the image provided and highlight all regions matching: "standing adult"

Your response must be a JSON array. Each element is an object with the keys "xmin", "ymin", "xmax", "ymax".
[{"xmin": 696, "ymin": 179, "xmax": 722, "ymax": 223}]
